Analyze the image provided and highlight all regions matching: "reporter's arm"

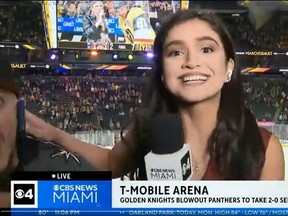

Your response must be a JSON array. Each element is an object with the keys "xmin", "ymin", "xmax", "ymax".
[
  {"xmin": 54, "ymin": 129, "xmax": 135, "ymax": 178},
  {"xmin": 260, "ymin": 133, "xmax": 285, "ymax": 180},
  {"xmin": 26, "ymin": 110, "xmax": 135, "ymax": 178}
]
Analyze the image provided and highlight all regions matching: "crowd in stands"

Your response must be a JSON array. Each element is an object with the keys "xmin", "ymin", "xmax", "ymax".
[
  {"xmin": 278, "ymin": 105, "xmax": 288, "ymax": 124},
  {"xmin": 226, "ymin": 13, "xmax": 288, "ymax": 50},
  {"xmin": 20, "ymin": 74, "xmax": 142, "ymax": 133},
  {"xmin": 243, "ymin": 78, "xmax": 288, "ymax": 123},
  {"xmin": 16, "ymin": 73, "xmax": 287, "ymax": 134},
  {"xmin": 0, "ymin": 2, "xmax": 45, "ymax": 44}
]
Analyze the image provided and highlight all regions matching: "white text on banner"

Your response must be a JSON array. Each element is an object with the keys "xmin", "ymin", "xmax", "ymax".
[{"xmin": 112, "ymin": 181, "xmax": 288, "ymax": 208}]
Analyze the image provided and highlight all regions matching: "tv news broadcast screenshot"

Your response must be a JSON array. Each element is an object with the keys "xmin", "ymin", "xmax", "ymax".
[{"xmin": 0, "ymin": 0, "xmax": 288, "ymax": 215}]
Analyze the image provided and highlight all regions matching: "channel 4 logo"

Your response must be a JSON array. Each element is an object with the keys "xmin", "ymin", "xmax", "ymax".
[{"xmin": 11, "ymin": 181, "xmax": 38, "ymax": 208}]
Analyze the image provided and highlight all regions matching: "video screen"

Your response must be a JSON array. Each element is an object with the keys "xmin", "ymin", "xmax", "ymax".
[
  {"xmin": 57, "ymin": 1, "xmax": 182, "ymax": 51},
  {"xmin": 237, "ymin": 53, "xmax": 288, "ymax": 73}
]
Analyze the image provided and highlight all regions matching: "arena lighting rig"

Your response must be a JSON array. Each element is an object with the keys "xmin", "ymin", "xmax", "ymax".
[
  {"xmin": 73, "ymin": 50, "xmax": 154, "ymax": 61},
  {"xmin": 0, "ymin": 42, "xmax": 154, "ymax": 61},
  {"xmin": 2, "ymin": 41, "xmax": 288, "ymax": 74}
]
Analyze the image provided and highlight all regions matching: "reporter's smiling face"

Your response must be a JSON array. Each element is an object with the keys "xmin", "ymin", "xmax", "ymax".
[
  {"xmin": 0, "ymin": 90, "xmax": 18, "ymax": 176},
  {"xmin": 162, "ymin": 19, "xmax": 234, "ymax": 103}
]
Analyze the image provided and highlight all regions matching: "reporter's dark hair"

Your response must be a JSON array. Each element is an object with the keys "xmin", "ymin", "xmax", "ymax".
[{"xmin": 124, "ymin": 9, "xmax": 265, "ymax": 180}]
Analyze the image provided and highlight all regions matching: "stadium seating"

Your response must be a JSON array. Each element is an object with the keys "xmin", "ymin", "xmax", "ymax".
[
  {"xmin": 243, "ymin": 78, "xmax": 288, "ymax": 122},
  {"xmin": 21, "ymin": 75, "xmax": 142, "ymax": 132},
  {"xmin": 17, "ymin": 74, "xmax": 287, "ymax": 135},
  {"xmin": 0, "ymin": 2, "xmax": 45, "ymax": 45}
]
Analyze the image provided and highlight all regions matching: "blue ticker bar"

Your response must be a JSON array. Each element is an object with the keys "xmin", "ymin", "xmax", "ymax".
[{"xmin": 9, "ymin": 208, "xmax": 288, "ymax": 216}]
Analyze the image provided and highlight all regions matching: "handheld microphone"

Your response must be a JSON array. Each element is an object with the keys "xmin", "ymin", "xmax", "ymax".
[
  {"xmin": 144, "ymin": 114, "xmax": 192, "ymax": 180},
  {"xmin": 16, "ymin": 99, "xmax": 27, "ymax": 163},
  {"xmin": 16, "ymin": 99, "xmax": 26, "ymax": 137}
]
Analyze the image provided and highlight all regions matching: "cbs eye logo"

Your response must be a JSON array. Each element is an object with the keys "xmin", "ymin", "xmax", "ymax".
[
  {"xmin": 11, "ymin": 181, "xmax": 38, "ymax": 208},
  {"xmin": 15, "ymin": 188, "xmax": 33, "ymax": 200}
]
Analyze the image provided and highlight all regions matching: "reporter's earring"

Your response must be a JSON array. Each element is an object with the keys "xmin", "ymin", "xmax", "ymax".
[{"xmin": 225, "ymin": 70, "xmax": 233, "ymax": 83}]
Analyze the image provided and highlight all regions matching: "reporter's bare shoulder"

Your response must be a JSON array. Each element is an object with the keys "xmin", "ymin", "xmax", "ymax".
[{"xmin": 260, "ymin": 131, "xmax": 285, "ymax": 180}]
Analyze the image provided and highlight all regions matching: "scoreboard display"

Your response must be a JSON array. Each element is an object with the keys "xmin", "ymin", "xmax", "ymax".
[{"xmin": 42, "ymin": 0, "xmax": 185, "ymax": 51}]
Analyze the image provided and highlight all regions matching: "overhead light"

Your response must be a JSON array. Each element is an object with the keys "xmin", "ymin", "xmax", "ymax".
[
  {"xmin": 112, "ymin": 54, "xmax": 118, "ymax": 60},
  {"xmin": 128, "ymin": 54, "xmax": 133, "ymax": 60},
  {"xmin": 61, "ymin": 64, "xmax": 71, "ymax": 69},
  {"xmin": 146, "ymin": 52, "xmax": 154, "ymax": 58},
  {"xmin": 91, "ymin": 51, "xmax": 98, "ymax": 56},
  {"xmin": 50, "ymin": 54, "xmax": 56, "ymax": 60},
  {"xmin": 23, "ymin": 44, "xmax": 36, "ymax": 50}
]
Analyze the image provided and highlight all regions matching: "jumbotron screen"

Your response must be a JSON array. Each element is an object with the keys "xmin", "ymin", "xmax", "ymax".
[{"xmin": 55, "ymin": 0, "xmax": 186, "ymax": 51}]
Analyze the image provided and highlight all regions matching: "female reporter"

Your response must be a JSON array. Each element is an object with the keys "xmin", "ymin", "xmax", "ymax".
[{"xmin": 25, "ymin": 9, "xmax": 284, "ymax": 180}]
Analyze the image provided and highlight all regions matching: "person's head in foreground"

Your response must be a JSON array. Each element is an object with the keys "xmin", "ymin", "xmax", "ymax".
[
  {"xmin": 0, "ymin": 59, "xmax": 96, "ymax": 193},
  {"xmin": 127, "ymin": 9, "xmax": 284, "ymax": 180}
]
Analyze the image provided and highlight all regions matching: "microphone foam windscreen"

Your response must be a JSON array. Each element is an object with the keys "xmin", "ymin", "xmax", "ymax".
[{"xmin": 148, "ymin": 114, "xmax": 184, "ymax": 154}]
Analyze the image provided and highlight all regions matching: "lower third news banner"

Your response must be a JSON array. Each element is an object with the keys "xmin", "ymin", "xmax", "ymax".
[
  {"xmin": 6, "ymin": 174, "xmax": 288, "ymax": 216},
  {"xmin": 112, "ymin": 181, "xmax": 288, "ymax": 216}
]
